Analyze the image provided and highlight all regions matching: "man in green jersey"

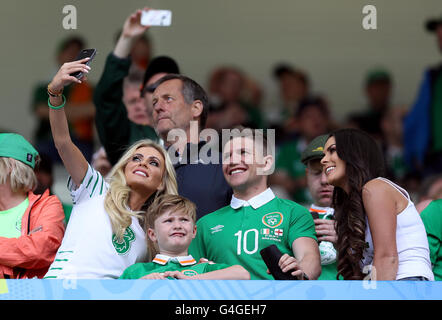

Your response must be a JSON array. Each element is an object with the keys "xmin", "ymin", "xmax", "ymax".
[
  {"xmin": 189, "ymin": 129, "xmax": 321, "ymax": 280},
  {"xmin": 419, "ymin": 199, "xmax": 442, "ymax": 281}
]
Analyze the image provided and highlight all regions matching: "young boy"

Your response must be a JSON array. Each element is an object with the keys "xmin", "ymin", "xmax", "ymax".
[{"xmin": 119, "ymin": 194, "xmax": 250, "ymax": 280}]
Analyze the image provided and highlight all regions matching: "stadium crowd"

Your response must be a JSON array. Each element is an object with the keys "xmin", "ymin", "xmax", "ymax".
[{"xmin": 1, "ymin": 9, "xmax": 441, "ymax": 282}]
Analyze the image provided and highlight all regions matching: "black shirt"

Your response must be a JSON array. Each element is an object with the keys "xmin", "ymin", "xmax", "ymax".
[{"xmin": 171, "ymin": 141, "xmax": 232, "ymax": 220}]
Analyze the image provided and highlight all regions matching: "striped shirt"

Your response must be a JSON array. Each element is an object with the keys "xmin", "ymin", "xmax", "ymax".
[{"xmin": 44, "ymin": 164, "xmax": 147, "ymax": 279}]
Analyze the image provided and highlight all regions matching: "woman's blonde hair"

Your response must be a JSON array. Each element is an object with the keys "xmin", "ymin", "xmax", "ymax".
[
  {"xmin": 103, "ymin": 139, "xmax": 178, "ymax": 241},
  {"xmin": 0, "ymin": 157, "xmax": 39, "ymax": 193},
  {"xmin": 144, "ymin": 194, "xmax": 196, "ymax": 261}
]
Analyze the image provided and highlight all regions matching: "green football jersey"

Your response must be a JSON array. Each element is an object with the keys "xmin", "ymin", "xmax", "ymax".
[
  {"xmin": 120, "ymin": 258, "xmax": 231, "ymax": 279},
  {"xmin": 189, "ymin": 195, "xmax": 317, "ymax": 280},
  {"xmin": 420, "ymin": 199, "xmax": 442, "ymax": 281}
]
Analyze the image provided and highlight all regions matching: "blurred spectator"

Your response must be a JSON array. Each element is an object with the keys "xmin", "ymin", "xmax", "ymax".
[
  {"xmin": 415, "ymin": 174, "xmax": 442, "ymax": 212},
  {"xmin": 0, "ymin": 133, "xmax": 65, "ymax": 279},
  {"xmin": 380, "ymin": 107, "xmax": 409, "ymax": 184},
  {"xmin": 114, "ymin": 28, "xmax": 153, "ymax": 80},
  {"xmin": 271, "ymin": 64, "xmax": 311, "ymax": 139},
  {"xmin": 31, "ymin": 36, "xmax": 96, "ymax": 163},
  {"xmin": 404, "ymin": 15, "xmax": 442, "ymax": 177},
  {"xmin": 91, "ymin": 147, "xmax": 112, "ymax": 178},
  {"xmin": 347, "ymin": 68, "xmax": 392, "ymax": 142},
  {"xmin": 123, "ymin": 68, "xmax": 153, "ymax": 126},
  {"xmin": 94, "ymin": 9, "xmax": 179, "ymax": 165},
  {"xmin": 273, "ymin": 64, "xmax": 310, "ymax": 116},
  {"xmin": 34, "ymin": 153, "xmax": 73, "ymax": 223},
  {"xmin": 34, "ymin": 153, "xmax": 54, "ymax": 195},
  {"xmin": 270, "ymin": 96, "xmax": 332, "ymax": 204},
  {"xmin": 206, "ymin": 66, "xmax": 265, "ymax": 132}
]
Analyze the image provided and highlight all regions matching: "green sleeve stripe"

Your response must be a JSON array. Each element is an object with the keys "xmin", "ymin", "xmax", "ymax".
[
  {"xmin": 58, "ymin": 250, "xmax": 74, "ymax": 253},
  {"xmin": 43, "ymin": 276, "xmax": 57, "ymax": 279},
  {"xmin": 99, "ymin": 174, "xmax": 105, "ymax": 195},
  {"xmin": 55, "ymin": 259, "xmax": 69, "ymax": 262},
  {"xmin": 85, "ymin": 172, "xmax": 94, "ymax": 188},
  {"xmin": 90, "ymin": 171, "xmax": 100, "ymax": 197},
  {"xmin": 49, "ymin": 267, "xmax": 63, "ymax": 270}
]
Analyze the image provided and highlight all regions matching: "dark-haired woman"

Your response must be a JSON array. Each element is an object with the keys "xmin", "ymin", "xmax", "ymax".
[{"xmin": 321, "ymin": 128, "xmax": 433, "ymax": 280}]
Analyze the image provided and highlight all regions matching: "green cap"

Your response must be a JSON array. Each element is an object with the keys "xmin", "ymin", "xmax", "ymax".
[
  {"xmin": 0, "ymin": 133, "xmax": 39, "ymax": 169},
  {"xmin": 301, "ymin": 134, "xmax": 329, "ymax": 165},
  {"xmin": 365, "ymin": 68, "xmax": 391, "ymax": 86}
]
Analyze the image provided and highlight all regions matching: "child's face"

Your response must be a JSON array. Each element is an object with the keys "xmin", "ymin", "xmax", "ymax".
[{"xmin": 148, "ymin": 209, "xmax": 196, "ymax": 256}]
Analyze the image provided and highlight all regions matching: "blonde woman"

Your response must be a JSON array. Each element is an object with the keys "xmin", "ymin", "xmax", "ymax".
[
  {"xmin": 44, "ymin": 58, "xmax": 178, "ymax": 279},
  {"xmin": 0, "ymin": 133, "xmax": 65, "ymax": 279}
]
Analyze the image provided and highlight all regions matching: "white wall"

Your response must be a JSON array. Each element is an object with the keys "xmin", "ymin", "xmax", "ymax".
[{"xmin": 0, "ymin": 0, "xmax": 440, "ymax": 141}]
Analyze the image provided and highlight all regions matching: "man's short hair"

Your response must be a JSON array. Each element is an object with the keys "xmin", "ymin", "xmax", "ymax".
[
  {"xmin": 223, "ymin": 125, "xmax": 272, "ymax": 157},
  {"xmin": 150, "ymin": 74, "xmax": 209, "ymax": 129}
]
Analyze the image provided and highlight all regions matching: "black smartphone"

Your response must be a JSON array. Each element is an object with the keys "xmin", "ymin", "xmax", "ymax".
[
  {"xmin": 260, "ymin": 245, "xmax": 300, "ymax": 280},
  {"xmin": 70, "ymin": 48, "xmax": 96, "ymax": 79}
]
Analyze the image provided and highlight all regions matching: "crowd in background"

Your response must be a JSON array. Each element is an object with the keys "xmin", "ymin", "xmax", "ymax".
[
  {"xmin": 1, "ymin": 9, "xmax": 441, "ymax": 281},
  {"xmin": 27, "ymin": 15, "xmax": 442, "ymax": 208}
]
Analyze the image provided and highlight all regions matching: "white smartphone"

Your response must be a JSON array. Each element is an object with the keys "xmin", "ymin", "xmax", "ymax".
[{"xmin": 141, "ymin": 10, "xmax": 172, "ymax": 26}]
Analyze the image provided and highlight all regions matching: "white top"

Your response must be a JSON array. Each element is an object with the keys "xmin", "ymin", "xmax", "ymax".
[
  {"xmin": 361, "ymin": 177, "xmax": 434, "ymax": 280},
  {"xmin": 44, "ymin": 165, "xmax": 147, "ymax": 279}
]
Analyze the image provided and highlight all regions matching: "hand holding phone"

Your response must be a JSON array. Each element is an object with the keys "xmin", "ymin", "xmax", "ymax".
[
  {"xmin": 260, "ymin": 245, "xmax": 304, "ymax": 280},
  {"xmin": 141, "ymin": 9, "xmax": 172, "ymax": 26},
  {"xmin": 70, "ymin": 49, "xmax": 97, "ymax": 79}
]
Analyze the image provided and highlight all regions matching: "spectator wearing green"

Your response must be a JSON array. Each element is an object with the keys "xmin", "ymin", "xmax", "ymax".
[
  {"xmin": 190, "ymin": 129, "xmax": 321, "ymax": 280},
  {"xmin": 271, "ymin": 97, "xmax": 331, "ymax": 205},
  {"xmin": 0, "ymin": 133, "xmax": 65, "ymax": 279},
  {"xmin": 420, "ymin": 199, "xmax": 442, "ymax": 280},
  {"xmin": 300, "ymin": 134, "xmax": 339, "ymax": 280}
]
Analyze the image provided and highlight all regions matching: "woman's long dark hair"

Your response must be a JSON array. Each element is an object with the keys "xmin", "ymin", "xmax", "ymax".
[{"xmin": 329, "ymin": 128, "xmax": 386, "ymax": 280}]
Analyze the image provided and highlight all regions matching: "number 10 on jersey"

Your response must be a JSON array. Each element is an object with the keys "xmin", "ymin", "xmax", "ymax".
[{"xmin": 235, "ymin": 229, "xmax": 259, "ymax": 255}]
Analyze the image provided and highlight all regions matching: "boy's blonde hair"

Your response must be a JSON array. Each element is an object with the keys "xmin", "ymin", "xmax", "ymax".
[
  {"xmin": 145, "ymin": 194, "xmax": 196, "ymax": 261},
  {"xmin": 0, "ymin": 157, "xmax": 39, "ymax": 193}
]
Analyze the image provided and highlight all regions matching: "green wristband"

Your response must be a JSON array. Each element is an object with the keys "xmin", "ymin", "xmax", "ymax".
[{"xmin": 48, "ymin": 94, "xmax": 66, "ymax": 110}]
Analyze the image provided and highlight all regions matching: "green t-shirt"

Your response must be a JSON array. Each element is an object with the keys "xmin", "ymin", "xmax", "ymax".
[
  {"xmin": 119, "ymin": 259, "xmax": 232, "ymax": 279},
  {"xmin": 189, "ymin": 195, "xmax": 317, "ymax": 280},
  {"xmin": 0, "ymin": 197, "xmax": 29, "ymax": 238},
  {"xmin": 420, "ymin": 199, "xmax": 442, "ymax": 281}
]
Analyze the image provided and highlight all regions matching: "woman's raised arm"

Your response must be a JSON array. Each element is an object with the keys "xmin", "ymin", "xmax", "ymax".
[{"xmin": 48, "ymin": 58, "xmax": 91, "ymax": 186}]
